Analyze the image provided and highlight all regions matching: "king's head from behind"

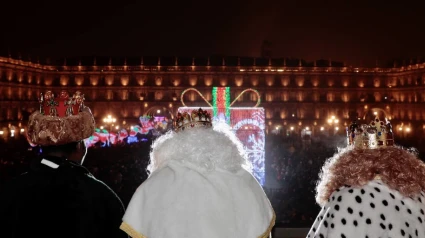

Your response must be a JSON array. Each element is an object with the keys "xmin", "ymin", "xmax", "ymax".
[
  {"xmin": 27, "ymin": 90, "xmax": 95, "ymax": 164},
  {"xmin": 148, "ymin": 108, "xmax": 249, "ymax": 174},
  {"xmin": 307, "ymin": 113, "xmax": 425, "ymax": 238},
  {"xmin": 121, "ymin": 108, "xmax": 275, "ymax": 238},
  {"xmin": 0, "ymin": 90, "xmax": 127, "ymax": 238}
]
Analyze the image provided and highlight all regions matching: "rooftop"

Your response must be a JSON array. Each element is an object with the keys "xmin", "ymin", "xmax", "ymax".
[{"xmin": 0, "ymin": 51, "xmax": 423, "ymax": 69}]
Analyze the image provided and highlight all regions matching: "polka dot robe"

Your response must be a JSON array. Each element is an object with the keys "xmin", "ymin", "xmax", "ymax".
[{"xmin": 307, "ymin": 180, "xmax": 425, "ymax": 238}]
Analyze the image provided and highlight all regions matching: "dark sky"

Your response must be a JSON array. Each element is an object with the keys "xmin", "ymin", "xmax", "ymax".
[{"xmin": 2, "ymin": 0, "xmax": 425, "ymax": 66}]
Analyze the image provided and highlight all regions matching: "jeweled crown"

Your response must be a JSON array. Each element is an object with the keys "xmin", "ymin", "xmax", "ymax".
[
  {"xmin": 39, "ymin": 90, "xmax": 85, "ymax": 117},
  {"xmin": 174, "ymin": 108, "xmax": 212, "ymax": 131},
  {"xmin": 346, "ymin": 116, "xmax": 394, "ymax": 149}
]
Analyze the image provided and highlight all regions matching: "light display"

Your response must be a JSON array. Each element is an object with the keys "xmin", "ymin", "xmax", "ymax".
[
  {"xmin": 229, "ymin": 88, "xmax": 261, "ymax": 107},
  {"xmin": 212, "ymin": 87, "xmax": 218, "ymax": 117},
  {"xmin": 179, "ymin": 87, "xmax": 265, "ymax": 185},
  {"xmin": 85, "ymin": 87, "xmax": 265, "ymax": 185},
  {"xmin": 212, "ymin": 87, "xmax": 231, "ymax": 123},
  {"xmin": 84, "ymin": 116, "xmax": 169, "ymax": 147},
  {"xmin": 180, "ymin": 88, "xmax": 213, "ymax": 107}
]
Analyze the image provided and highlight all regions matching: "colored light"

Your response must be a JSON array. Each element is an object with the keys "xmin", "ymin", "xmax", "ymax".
[
  {"xmin": 225, "ymin": 87, "xmax": 231, "ymax": 122},
  {"xmin": 212, "ymin": 87, "xmax": 218, "ymax": 117}
]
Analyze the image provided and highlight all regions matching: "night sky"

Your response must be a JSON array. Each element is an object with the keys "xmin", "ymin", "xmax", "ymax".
[{"xmin": 2, "ymin": 0, "xmax": 425, "ymax": 67}]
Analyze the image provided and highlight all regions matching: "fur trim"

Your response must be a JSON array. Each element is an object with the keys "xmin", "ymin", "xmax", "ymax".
[
  {"xmin": 27, "ymin": 107, "xmax": 95, "ymax": 146},
  {"xmin": 148, "ymin": 122, "xmax": 251, "ymax": 174},
  {"xmin": 316, "ymin": 146, "xmax": 425, "ymax": 206}
]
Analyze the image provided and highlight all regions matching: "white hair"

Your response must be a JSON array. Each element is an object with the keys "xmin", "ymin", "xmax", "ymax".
[{"xmin": 147, "ymin": 122, "xmax": 251, "ymax": 175}]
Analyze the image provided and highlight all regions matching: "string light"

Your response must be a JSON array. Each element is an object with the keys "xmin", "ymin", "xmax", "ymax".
[
  {"xmin": 211, "ymin": 87, "xmax": 231, "ymax": 123},
  {"xmin": 229, "ymin": 88, "xmax": 261, "ymax": 107},
  {"xmin": 225, "ymin": 87, "xmax": 231, "ymax": 120},
  {"xmin": 212, "ymin": 87, "xmax": 218, "ymax": 117},
  {"xmin": 180, "ymin": 88, "xmax": 213, "ymax": 107},
  {"xmin": 181, "ymin": 87, "xmax": 260, "ymax": 109},
  {"xmin": 181, "ymin": 87, "xmax": 262, "ymax": 126},
  {"xmin": 215, "ymin": 87, "xmax": 225, "ymax": 118}
]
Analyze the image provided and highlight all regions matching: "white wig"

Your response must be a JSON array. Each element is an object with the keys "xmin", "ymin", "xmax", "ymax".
[{"xmin": 147, "ymin": 122, "xmax": 251, "ymax": 175}]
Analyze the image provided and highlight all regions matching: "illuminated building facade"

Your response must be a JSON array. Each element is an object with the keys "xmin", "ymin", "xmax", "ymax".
[{"xmin": 1, "ymin": 56, "xmax": 425, "ymax": 139}]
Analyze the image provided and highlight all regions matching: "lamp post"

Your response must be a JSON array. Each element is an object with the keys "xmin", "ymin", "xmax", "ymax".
[
  {"xmin": 103, "ymin": 115, "xmax": 116, "ymax": 146},
  {"xmin": 327, "ymin": 115, "xmax": 339, "ymax": 135},
  {"xmin": 10, "ymin": 127, "xmax": 15, "ymax": 138}
]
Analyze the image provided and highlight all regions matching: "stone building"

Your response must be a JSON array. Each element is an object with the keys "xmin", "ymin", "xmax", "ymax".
[{"xmin": 1, "ymin": 55, "xmax": 424, "ymax": 139}]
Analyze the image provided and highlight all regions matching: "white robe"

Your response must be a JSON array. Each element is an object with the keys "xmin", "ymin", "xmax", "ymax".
[
  {"xmin": 307, "ymin": 180, "xmax": 425, "ymax": 238},
  {"xmin": 121, "ymin": 160, "xmax": 275, "ymax": 238}
]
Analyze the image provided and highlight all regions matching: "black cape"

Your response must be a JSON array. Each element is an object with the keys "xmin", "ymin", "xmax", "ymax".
[{"xmin": 0, "ymin": 156, "xmax": 128, "ymax": 238}]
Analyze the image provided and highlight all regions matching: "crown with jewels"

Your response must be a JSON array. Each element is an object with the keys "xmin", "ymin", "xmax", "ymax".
[
  {"xmin": 174, "ymin": 108, "xmax": 212, "ymax": 131},
  {"xmin": 28, "ymin": 90, "xmax": 95, "ymax": 146},
  {"xmin": 39, "ymin": 90, "xmax": 85, "ymax": 117},
  {"xmin": 346, "ymin": 115, "xmax": 394, "ymax": 149}
]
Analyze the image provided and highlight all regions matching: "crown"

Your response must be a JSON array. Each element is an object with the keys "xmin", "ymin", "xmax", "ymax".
[
  {"xmin": 39, "ymin": 90, "xmax": 85, "ymax": 117},
  {"xmin": 174, "ymin": 108, "xmax": 212, "ymax": 131},
  {"xmin": 346, "ymin": 116, "xmax": 394, "ymax": 149}
]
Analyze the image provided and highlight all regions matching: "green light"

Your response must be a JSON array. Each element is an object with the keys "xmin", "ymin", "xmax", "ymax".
[
  {"xmin": 212, "ymin": 87, "xmax": 218, "ymax": 117},
  {"xmin": 225, "ymin": 87, "xmax": 230, "ymax": 124}
]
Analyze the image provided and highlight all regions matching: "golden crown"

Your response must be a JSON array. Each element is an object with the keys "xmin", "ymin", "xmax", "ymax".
[
  {"xmin": 174, "ymin": 108, "xmax": 212, "ymax": 131},
  {"xmin": 39, "ymin": 90, "xmax": 85, "ymax": 117},
  {"xmin": 346, "ymin": 116, "xmax": 394, "ymax": 149}
]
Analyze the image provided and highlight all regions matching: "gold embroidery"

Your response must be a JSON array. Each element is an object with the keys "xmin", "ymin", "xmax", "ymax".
[
  {"xmin": 258, "ymin": 210, "xmax": 276, "ymax": 238},
  {"xmin": 27, "ymin": 110, "xmax": 95, "ymax": 146},
  {"xmin": 120, "ymin": 222, "xmax": 147, "ymax": 238}
]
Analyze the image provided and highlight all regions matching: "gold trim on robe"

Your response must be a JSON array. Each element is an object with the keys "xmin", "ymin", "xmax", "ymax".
[
  {"xmin": 258, "ymin": 210, "xmax": 276, "ymax": 238},
  {"xmin": 120, "ymin": 222, "xmax": 147, "ymax": 238},
  {"xmin": 121, "ymin": 209, "xmax": 276, "ymax": 238}
]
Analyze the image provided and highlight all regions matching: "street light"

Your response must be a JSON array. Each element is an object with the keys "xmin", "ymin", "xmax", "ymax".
[
  {"xmin": 103, "ymin": 115, "xmax": 116, "ymax": 146},
  {"xmin": 327, "ymin": 115, "xmax": 339, "ymax": 133},
  {"xmin": 328, "ymin": 116, "xmax": 339, "ymax": 124}
]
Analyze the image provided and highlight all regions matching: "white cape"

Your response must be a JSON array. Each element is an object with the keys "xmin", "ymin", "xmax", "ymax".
[{"xmin": 121, "ymin": 160, "xmax": 275, "ymax": 238}]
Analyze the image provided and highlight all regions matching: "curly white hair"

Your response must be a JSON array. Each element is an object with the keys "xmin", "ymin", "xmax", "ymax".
[{"xmin": 147, "ymin": 122, "xmax": 251, "ymax": 175}]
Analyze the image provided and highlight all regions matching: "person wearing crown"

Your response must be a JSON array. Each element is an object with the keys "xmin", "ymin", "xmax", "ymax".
[
  {"xmin": 0, "ymin": 90, "xmax": 128, "ymax": 238},
  {"xmin": 307, "ymin": 116, "xmax": 425, "ymax": 238},
  {"xmin": 120, "ymin": 108, "xmax": 275, "ymax": 238}
]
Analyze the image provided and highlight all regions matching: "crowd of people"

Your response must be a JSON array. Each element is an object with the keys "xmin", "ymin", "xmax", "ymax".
[
  {"xmin": 0, "ymin": 132, "xmax": 424, "ymax": 228},
  {"xmin": 264, "ymin": 133, "xmax": 342, "ymax": 226}
]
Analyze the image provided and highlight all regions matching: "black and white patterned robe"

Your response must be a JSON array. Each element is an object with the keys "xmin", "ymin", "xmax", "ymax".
[{"xmin": 308, "ymin": 180, "xmax": 425, "ymax": 238}]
